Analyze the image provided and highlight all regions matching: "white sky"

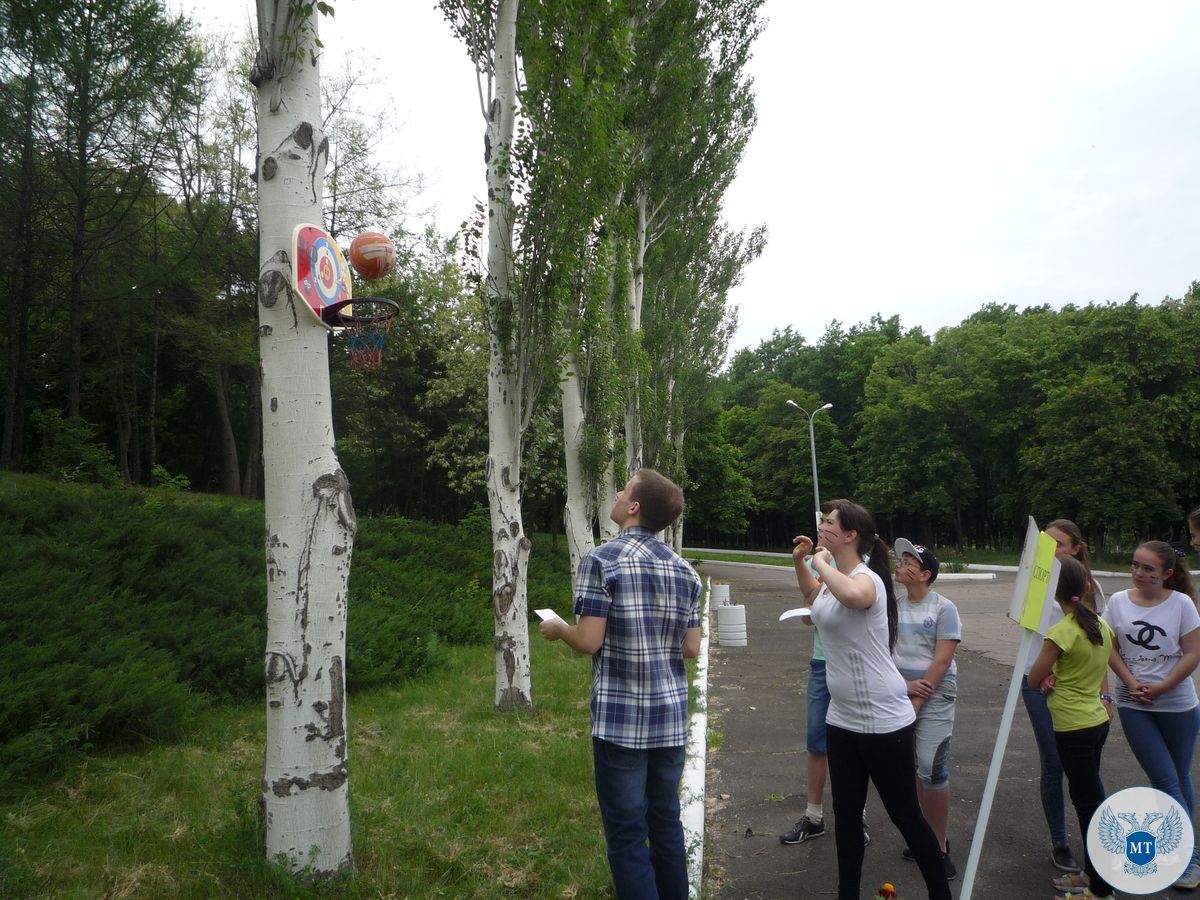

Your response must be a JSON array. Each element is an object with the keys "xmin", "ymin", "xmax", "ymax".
[{"xmin": 183, "ymin": 1, "xmax": 1200, "ymax": 354}]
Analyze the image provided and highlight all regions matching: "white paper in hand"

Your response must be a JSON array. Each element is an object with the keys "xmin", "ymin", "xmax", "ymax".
[
  {"xmin": 779, "ymin": 607, "xmax": 812, "ymax": 622},
  {"xmin": 535, "ymin": 608, "xmax": 564, "ymax": 623}
]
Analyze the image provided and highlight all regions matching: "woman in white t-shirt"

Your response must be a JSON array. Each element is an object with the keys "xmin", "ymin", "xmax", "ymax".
[
  {"xmin": 1104, "ymin": 540, "xmax": 1200, "ymax": 890},
  {"xmin": 795, "ymin": 500, "xmax": 950, "ymax": 900}
]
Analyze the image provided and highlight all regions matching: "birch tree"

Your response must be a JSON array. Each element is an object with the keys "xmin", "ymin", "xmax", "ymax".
[
  {"xmin": 250, "ymin": 0, "xmax": 353, "ymax": 875},
  {"xmin": 440, "ymin": 0, "xmax": 530, "ymax": 710},
  {"xmin": 615, "ymin": 0, "xmax": 762, "ymax": 500},
  {"xmin": 441, "ymin": 0, "xmax": 628, "ymax": 705},
  {"xmin": 561, "ymin": 234, "xmax": 623, "ymax": 574}
]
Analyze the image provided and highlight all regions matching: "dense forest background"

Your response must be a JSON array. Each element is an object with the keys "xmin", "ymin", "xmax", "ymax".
[{"xmin": 1, "ymin": 1, "xmax": 1196, "ymax": 561}]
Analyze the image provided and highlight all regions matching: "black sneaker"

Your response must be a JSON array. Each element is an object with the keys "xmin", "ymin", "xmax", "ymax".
[
  {"xmin": 901, "ymin": 843, "xmax": 956, "ymax": 881},
  {"xmin": 1052, "ymin": 843, "xmax": 1081, "ymax": 872},
  {"xmin": 780, "ymin": 816, "xmax": 825, "ymax": 844}
]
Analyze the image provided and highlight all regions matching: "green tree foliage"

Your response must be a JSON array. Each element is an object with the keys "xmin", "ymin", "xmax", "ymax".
[{"xmin": 695, "ymin": 291, "xmax": 1200, "ymax": 553}]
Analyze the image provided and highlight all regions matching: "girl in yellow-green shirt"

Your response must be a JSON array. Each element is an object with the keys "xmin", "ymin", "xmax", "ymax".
[{"xmin": 1030, "ymin": 556, "xmax": 1137, "ymax": 900}]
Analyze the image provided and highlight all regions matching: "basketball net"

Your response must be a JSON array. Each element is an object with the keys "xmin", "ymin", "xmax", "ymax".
[{"xmin": 345, "ymin": 317, "xmax": 393, "ymax": 370}]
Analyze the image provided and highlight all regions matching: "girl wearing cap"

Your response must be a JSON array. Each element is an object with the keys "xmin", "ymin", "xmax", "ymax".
[
  {"xmin": 1029, "ymin": 556, "xmax": 1124, "ymax": 900},
  {"xmin": 1022, "ymin": 520, "xmax": 1106, "ymax": 875},
  {"xmin": 795, "ymin": 500, "xmax": 950, "ymax": 900},
  {"xmin": 1103, "ymin": 540, "xmax": 1200, "ymax": 890},
  {"xmin": 892, "ymin": 538, "xmax": 960, "ymax": 881}
]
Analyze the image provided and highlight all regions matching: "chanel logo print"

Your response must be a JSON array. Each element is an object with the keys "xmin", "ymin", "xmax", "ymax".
[{"xmin": 1126, "ymin": 620, "xmax": 1167, "ymax": 651}]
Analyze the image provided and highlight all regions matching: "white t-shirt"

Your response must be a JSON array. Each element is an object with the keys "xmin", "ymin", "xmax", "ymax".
[
  {"xmin": 893, "ymin": 590, "xmax": 961, "ymax": 698},
  {"xmin": 1025, "ymin": 578, "xmax": 1108, "ymax": 676},
  {"xmin": 1105, "ymin": 589, "xmax": 1200, "ymax": 712},
  {"xmin": 811, "ymin": 562, "xmax": 914, "ymax": 734}
]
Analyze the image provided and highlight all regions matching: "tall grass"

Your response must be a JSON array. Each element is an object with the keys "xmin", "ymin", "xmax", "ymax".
[{"xmin": 0, "ymin": 639, "xmax": 615, "ymax": 899}]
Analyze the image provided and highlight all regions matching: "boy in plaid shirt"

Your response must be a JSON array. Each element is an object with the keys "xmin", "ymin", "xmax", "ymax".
[{"xmin": 541, "ymin": 468, "xmax": 702, "ymax": 900}]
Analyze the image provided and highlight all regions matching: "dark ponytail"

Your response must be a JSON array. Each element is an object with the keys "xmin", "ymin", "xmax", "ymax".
[
  {"xmin": 870, "ymin": 536, "xmax": 899, "ymax": 651},
  {"xmin": 829, "ymin": 499, "xmax": 898, "ymax": 650},
  {"xmin": 1057, "ymin": 556, "xmax": 1103, "ymax": 645}
]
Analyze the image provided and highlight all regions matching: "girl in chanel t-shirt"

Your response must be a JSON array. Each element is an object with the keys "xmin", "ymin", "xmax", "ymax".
[{"xmin": 1104, "ymin": 540, "xmax": 1200, "ymax": 890}]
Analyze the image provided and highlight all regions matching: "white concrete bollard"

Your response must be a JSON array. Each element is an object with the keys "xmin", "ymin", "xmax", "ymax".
[{"xmin": 716, "ymin": 603, "xmax": 747, "ymax": 647}]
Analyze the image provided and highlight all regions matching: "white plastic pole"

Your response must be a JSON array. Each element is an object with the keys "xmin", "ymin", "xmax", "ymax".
[
  {"xmin": 958, "ymin": 627, "xmax": 1038, "ymax": 900},
  {"xmin": 682, "ymin": 582, "xmax": 712, "ymax": 898}
]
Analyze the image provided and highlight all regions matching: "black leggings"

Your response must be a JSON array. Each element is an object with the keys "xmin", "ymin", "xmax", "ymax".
[
  {"xmin": 826, "ymin": 722, "xmax": 951, "ymax": 900},
  {"xmin": 1054, "ymin": 722, "xmax": 1113, "ymax": 897}
]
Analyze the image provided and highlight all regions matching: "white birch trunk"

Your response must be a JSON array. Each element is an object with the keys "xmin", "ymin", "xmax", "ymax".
[
  {"xmin": 484, "ymin": 0, "xmax": 532, "ymax": 711},
  {"xmin": 624, "ymin": 188, "xmax": 648, "ymax": 478},
  {"xmin": 671, "ymin": 424, "xmax": 686, "ymax": 554},
  {"xmin": 597, "ymin": 452, "xmax": 620, "ymax": 542},
  {"xmin": 560, "ymin": 351, "xmax": 594, "ymax": 577},
  {"xmin": 252, "ymin": 0, "xmax": 352, "ymax": 875}
]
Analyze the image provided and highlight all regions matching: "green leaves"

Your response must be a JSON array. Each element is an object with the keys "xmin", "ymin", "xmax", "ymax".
[{"xmin": 696, "ymin": 292, "xmax": 1200, "ymax": 550}]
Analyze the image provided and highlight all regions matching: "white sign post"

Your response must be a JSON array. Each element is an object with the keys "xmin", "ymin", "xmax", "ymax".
[{"xmin": 959, "ymin": 517, "xmax": 1061, "ymax": 900}]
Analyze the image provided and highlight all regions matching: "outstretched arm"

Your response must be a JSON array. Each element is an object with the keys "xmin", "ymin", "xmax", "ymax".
[{"xmin": 541, "ymin": 615, "xmax": 606, "ymax": 655}]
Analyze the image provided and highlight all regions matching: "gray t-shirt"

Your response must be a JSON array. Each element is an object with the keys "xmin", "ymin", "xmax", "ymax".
[{"xmin": 893, "ymin": 590, "xmax": 961, "ymax": 698}]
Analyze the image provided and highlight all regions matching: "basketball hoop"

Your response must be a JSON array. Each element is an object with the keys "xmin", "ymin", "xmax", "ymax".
[{"xmin": 321, "ymin": 298, "xmax": 400, "ymax": 370}]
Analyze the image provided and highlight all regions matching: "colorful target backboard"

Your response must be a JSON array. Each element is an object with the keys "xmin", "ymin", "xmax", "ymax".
[{"xmin": 292, "ymin": 224, "xmax": 352, "ymax": 324}]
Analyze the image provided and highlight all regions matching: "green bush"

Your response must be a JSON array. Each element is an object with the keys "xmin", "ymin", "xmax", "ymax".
[
  {"xmin": 0, "ymin": 473, "xmax": 573, "ymax": 779},
  {"xmin": 30, "ymin": 409, "xmax": 121, "ymax": 485}
]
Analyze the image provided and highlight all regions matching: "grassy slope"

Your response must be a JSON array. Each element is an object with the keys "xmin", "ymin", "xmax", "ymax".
[
  {"xmin": 1, "ymin": 473, "xmax": 619, "ymax": 897},
  {"xmin": 1, "ymin": 621, "xmax": 613, "ymax": 899}
]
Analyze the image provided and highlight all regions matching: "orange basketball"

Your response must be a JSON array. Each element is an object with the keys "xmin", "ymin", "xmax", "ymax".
[{"xmin": 348, "ymin": 231, "xmax": 397, "ymax": 280}]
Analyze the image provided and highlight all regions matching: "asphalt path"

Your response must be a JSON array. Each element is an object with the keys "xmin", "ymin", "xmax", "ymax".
[{"xmin": 697, "ymin": 560, "xmax": 1200, "ymax": 900}]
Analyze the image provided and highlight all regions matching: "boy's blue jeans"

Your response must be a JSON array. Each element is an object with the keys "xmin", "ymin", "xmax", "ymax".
[{"xmin": 592, "ymin": 737, "xmax": 688, "ymax": 900}]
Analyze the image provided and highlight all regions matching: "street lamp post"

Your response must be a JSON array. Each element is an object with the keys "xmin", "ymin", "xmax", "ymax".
[{"xmin": 786, "ymin": 399, "xmax": 833, "ymax": 529}]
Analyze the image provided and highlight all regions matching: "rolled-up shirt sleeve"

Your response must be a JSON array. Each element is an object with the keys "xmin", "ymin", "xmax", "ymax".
[{"xmin": 574, "ymin": 552, "xmax": 612, "ymax": 618}]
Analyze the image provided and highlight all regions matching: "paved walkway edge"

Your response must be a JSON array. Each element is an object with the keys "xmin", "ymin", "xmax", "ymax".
[{"xmin": 682, "ymin": 579, "xmax": 711, "ymax": 899}]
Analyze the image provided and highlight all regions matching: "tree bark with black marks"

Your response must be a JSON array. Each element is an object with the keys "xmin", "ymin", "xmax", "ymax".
[{"xmin": 252, "ymin": 0, "xmax": 353, "ymax": 876}]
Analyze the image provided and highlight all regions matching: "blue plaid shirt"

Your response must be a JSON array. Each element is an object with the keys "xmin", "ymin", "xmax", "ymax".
[{"xmin": 574, "ymin": 526, "xmax": 703, "ymax": 749}]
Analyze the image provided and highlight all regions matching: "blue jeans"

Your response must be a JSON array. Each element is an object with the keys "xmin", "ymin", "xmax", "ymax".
[
  {"xmin": 592, "ymin": 738, "xmax": 688, "ymax": 900},
  {"xmin": 1022, "ymin": 675, "xmax": 1069, "ymax": 845},
  {"xmin": 807, "ymin": 658, "xmax": 830, "ymax": 754},
  {"xmin": 1118, "ymin": 705, "xmax": 1200, "ymax": 866}
]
